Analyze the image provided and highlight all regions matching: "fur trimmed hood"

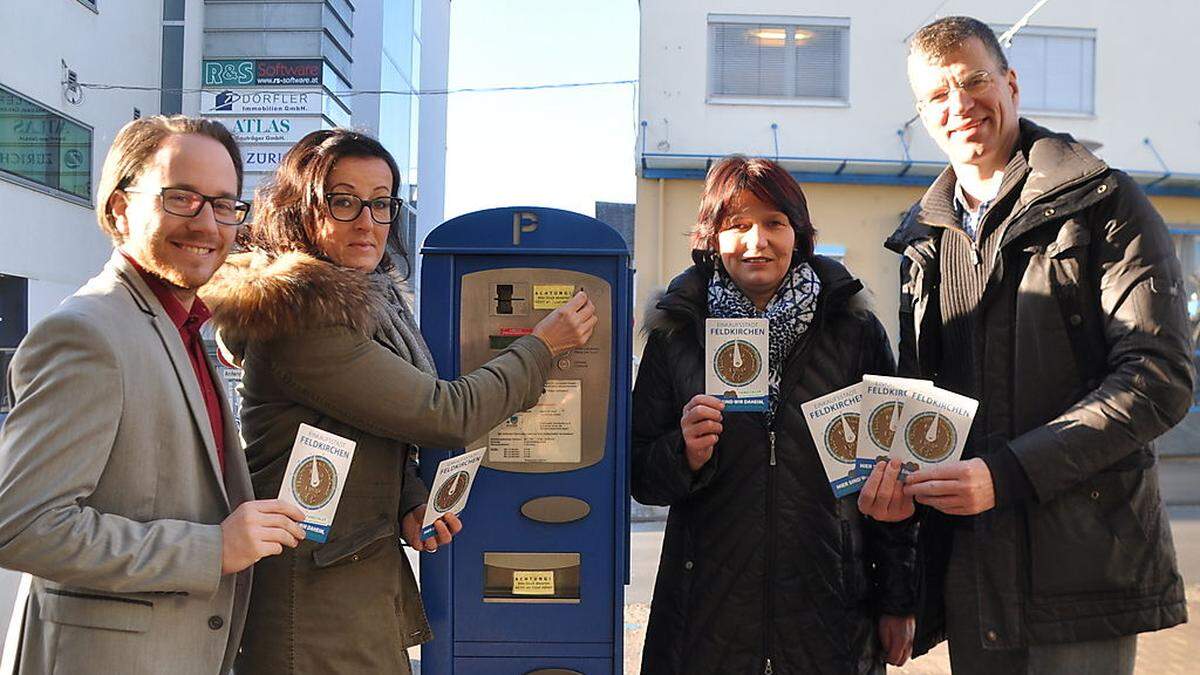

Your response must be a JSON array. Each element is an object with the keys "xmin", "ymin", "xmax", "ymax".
[{"xmin": 199, "ymin": 250, "xmax": 385, "ymax": 347}]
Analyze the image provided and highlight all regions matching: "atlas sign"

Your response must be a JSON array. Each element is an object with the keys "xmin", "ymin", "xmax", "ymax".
[{"xmin": 217, "ymin": 116, "xmax": 324, "ymax": 144}]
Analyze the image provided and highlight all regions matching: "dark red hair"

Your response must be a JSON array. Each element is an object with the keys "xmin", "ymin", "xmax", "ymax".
[{"xmin": 690, "ymin": 155, "xmax": 816, "ymax": 265}]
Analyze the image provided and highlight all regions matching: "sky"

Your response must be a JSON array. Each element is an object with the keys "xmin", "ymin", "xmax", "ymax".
[{"xmin": 442, "ymin": 0, "xmax": 641, "ymax": 219}]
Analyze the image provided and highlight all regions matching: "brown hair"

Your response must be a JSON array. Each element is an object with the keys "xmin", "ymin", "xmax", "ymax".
[
  {"xmin": 910, "ymin": 16, "xmax": 1009, "ymax": 72},
  {"xmin": 95, "ymin": 115, "xmax": 243, "ymax": 242},
  {"xmin": 244, "ymin": 128, "xmax": 408, "ymax": 276},
  {"xmin": 690, "ymin": 156, "xmax": 816, "ymax": 265}
]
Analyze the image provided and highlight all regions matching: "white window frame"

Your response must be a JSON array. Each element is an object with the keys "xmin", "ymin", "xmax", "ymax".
[
  {"xmin": 996, "ymin": 25, "xmax": 1096, "ymax": 117},
  {"xmin": 707, "ymin": 14, "xmax": 851, "ymax": 108}
]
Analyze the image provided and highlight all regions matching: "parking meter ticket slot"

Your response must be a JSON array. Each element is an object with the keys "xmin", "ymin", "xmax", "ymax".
[
  {"xmin": 801, "ymin": 383, "xmax": 867, "ymax": 498},
  {"xmin": 421, "ymin": 447, "xmax": 487, "ymax": 539},
  {"xmin": 856, "ymin": 376, "xmax": 934, "ymax": 476},
  {"xmin": 278, "ymin": 423, "xmax": 357, "ymax": 543},
  {"xmin": 488, "ymin": 380, "xmax": 582, "ymax": 463},
  {"xmin": 705, "ymin": 318, "xmax": 769, "ymax": 412},
  {"xmin": 512, "ymin": 570, "xmax": 556, "ymax": 596},
  {"xmin": 891, "ymin": 387, "xmax": 978, "ymax": 478},
  {"xmin": 533, "ymin": 285, "xmax": 576, "ymax": 310},
  {"xmin": 483, "ymin": 552, "xmax": 581, "ymax": 603}
]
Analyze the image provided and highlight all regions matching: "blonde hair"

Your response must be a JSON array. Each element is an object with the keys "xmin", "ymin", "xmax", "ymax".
[{"xmin": 95, "ymin": 115, "xmax": 242, "ymax": 242}]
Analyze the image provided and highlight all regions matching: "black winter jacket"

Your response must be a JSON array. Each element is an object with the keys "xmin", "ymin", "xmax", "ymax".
[
  {"xmin": 631, "ymin": 256, "xmax": 917, "ymax": 675},
  {"xmin": 887, "ymin": 120, "xmax": 1192, "ymax": 655}
]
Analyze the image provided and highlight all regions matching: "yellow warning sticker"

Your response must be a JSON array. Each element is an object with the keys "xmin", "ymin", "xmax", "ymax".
[
  {"xmin": 533, "ymin": 285, "xmax": 576, "ymax": 310},
  {"xmin": 512, "ymin": 570, "xmax": 556, "ymax": 595}
]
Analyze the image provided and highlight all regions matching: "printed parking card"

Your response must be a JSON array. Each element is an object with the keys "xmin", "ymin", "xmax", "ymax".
[
  {"xmin": 421, "ymin": 447, "xmax": 487, "ymax": 540},
  {"xmin": 855, "ymin": 375, "xmax": 934, "ymax": 476},
  {"xmin": 801, "ymin": 383, "xmax": 868, "ymax": 497},
  {"xmin": 705, "ymin": 318, "xmax": 769, "ymax": 412},
  {"xmin": 890, "ymin": 387, "xmax": 979, "ymax": 477},
  {"xmin": 278, "ymin": 423, "xmax": 357, "ymax": 543}
]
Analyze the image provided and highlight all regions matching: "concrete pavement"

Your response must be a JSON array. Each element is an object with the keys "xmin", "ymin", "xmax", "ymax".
[
  {"xmin": 0, "ymin": 507, "xmax": 1195, "ymax": 673},
  {"xmin": 623, "ymin": 507, "xmax": 1200, "ymax": 674}
]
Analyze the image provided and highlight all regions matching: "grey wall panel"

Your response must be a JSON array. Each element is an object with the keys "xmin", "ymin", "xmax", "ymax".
[
  {"xmin": 164, "ymin": 0, "xmax": 185, "ymax": 21},
  {"xmin": 326, "ymin": 0, "xmax": 354, "ymax": 28},
  {"xmin": 205, "ymin": 2, "xmax": 322, "ymax": 30},
  {"xmin": 204, "ymin": 30, "xmax": 322, "ymax": 57},
  {"xmin": 160, "ymin": 25, "xmax": 185, "ymax": 114},
  {"xmin": 322, "ymin": 4, "xmax": 353, "ymax": 54},
  {"xmin": 320, "ymin": 32, "xmax": 352, "ymax": 81}
]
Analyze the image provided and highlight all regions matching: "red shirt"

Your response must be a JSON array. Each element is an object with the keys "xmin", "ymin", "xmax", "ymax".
[{"xmin": 122, "ymin": 254, "xmax": 226, "ymax": 474}]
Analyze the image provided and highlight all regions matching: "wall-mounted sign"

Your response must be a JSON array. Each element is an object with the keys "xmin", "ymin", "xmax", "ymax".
[
  {"xmin": 202, "ymin": 89, "xmax": 323, "ymax": 115},
  {"xmin": 201, "ymin": 89, "xmax": 351, "ymax": 127},
  {"xmin": 216, "ymin": 116, "xmax": 324, "ymax": 144},
  {"xmin": 203, "ymin": 60, "xmax": 255, "ymax": 87},
  {"xmin": 255, "ymin": 59, "xmax": 322, "ymax": 86},
  {"xmin": 240, "ymin": 144, "xmax": 294, "ymax": 171},
  {"xmin": 203, "ymin": 59, "xmax": 323, "ymax": 87}
]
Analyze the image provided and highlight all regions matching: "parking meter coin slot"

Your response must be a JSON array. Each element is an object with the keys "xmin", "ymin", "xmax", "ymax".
[
  {"xmin": 489, "ymin": 282, "xmax": 530, "ymax": 316},
  {"xmin": 519, "ymin": 496, "xmax": 591, "ymax": 524},
  {"xmin": 489, "ymin": 335, "xmax": 522, "ymax": 350}
]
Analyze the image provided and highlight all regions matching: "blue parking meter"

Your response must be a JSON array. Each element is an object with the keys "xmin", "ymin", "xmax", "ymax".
[{"xmin": 419, "ymin": 207, "xmax": 633, "ymax": 674}]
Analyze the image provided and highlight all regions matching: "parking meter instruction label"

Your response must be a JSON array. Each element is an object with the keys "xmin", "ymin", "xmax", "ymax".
[
  {"xmin": 533, "ymin": 285, "xmax": 576, "ymax": 309},
  {"xmin": 512, "ymin": 570, "xmax": 556, "ymax": 595},
  {"xmin": 489, "ymin": 380, "xmax": 581, "ymax": 463}
]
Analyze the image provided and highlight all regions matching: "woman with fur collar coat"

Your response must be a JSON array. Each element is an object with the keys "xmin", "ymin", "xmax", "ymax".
[{"xmin": 200, "ymin": 129, "xmax": 595, "ymax": 674}]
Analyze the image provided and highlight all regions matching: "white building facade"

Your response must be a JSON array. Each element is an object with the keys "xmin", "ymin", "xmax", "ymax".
[
  {"xmin": 0, "ymin": 0, "xmax": 450, "ymax": 416},
  {"xmin": 637, "ymin": 0, "xmax": 1200, "ymax": 453}
]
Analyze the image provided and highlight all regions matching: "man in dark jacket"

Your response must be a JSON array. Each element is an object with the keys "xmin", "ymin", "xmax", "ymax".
[{"xmin": 888, "ymin": 16, "xmax": 1192, "ymax": 674}]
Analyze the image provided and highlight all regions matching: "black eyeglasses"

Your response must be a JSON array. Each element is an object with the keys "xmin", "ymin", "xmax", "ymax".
[
  {"xmin": 324, "ymin": 192, "xmax": 403, "ymax": 225},
  {"xmin": 124, "ymin": 186, "xmax": 251, "ymax": 226}
]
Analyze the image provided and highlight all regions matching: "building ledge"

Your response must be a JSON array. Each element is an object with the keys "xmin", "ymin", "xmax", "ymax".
[{"xmin": 640, "ymin": 152, "xmax": 1200, "ymax": 197}]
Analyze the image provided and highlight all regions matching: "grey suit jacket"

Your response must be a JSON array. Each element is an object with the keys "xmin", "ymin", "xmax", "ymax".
[{"xmin": 0, "ymin": 252, "xmax": 254, "ymax": 674}]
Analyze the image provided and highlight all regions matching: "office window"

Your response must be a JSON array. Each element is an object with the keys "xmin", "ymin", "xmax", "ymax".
[
  {"xmin": 0, "ymin": 274, "xmax": 28, "ymax": 416},
  {"xmin": 0, "ymin": 86, "xmax": 93, "ymax": 202},
  {"xmin": 708, "ymin": 15, "xmax": 849, "ymax": 104},
  {"xmin": 1002, "ymin": 26, "xmax": 1095, "ymax": 114},
  {"xmin": 0, "ymin": 349, "xmax": 12, "ymax": 415}
]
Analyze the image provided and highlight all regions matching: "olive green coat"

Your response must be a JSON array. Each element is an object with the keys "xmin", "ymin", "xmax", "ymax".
[{"xmin": 201, "ymin": 252, "xmax": 552, "ymax": 674}]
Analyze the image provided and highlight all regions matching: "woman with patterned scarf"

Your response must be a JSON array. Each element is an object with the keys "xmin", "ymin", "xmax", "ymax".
[
  {"xmin": 198, "ymin": 129, "xmax": 596, "ymax": 674},
  {"xmin": 631, "ymin": 156, "xmax": 918, "ymax": 675}
]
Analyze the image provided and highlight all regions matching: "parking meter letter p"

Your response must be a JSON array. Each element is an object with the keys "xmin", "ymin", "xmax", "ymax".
[{"xmin": 512, "ymin": 211, "xmax": 539, "ymax": 246}]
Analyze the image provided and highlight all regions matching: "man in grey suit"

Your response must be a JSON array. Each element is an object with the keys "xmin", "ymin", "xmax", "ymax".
[{"xmin": 0, "ymin": 116, "xmax": 306, "ymax": 674}]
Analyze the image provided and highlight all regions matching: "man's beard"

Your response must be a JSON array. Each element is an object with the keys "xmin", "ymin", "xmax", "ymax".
[{"xmin": 126, "ymin": 237, "xmax": 217, "ymax": 291}]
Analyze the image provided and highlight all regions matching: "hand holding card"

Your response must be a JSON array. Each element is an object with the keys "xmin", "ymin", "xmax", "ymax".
[
  {"xmin": 706, "ymin": 318, "xmax": 769, "ymax": 412},
  {"xmin": 277, "ymin": 423, "xmax": 357, "ymax": 543},
  {"xmin": 421, "ymin": 448, "xmax": 487, "ymax": 540},
  {"xmin": 800, "ymin": 383, "xmax": 868, "ymax": 497}
]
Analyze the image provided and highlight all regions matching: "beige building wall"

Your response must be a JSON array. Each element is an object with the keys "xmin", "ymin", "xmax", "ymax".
[
  {"xmin": 635, "ymin": 179, "xmax": 1200, "ymax": 356},
  {"xmin": 635, "ymin": 176, "xmax": 925, "ymax": 353},
  {"xmin": 1154, "ymin": 197, "xmax": 1200, "ymax": 228}
]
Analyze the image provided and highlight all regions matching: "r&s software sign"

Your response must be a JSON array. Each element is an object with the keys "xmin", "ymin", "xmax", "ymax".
[{"xmin": 203, "ymin": 59, "xmax": 322, "ymax": 87}]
